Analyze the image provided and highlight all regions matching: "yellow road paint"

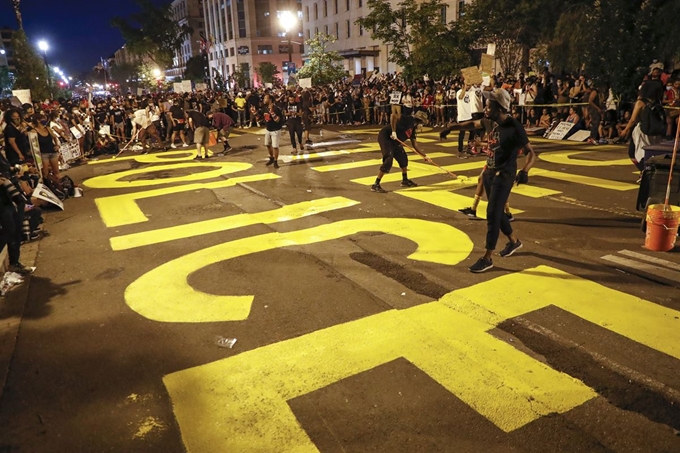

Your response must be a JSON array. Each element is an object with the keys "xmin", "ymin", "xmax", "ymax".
[
  {"xmin": 532, "ymin": 168, "xmax": 638, "ymax": 191},
  {"xmin": 88, "ymin": 150, "xmax": 198, "ymax": 165},
  {"xmin": 96, "ymin": 174, "xmax": 279, "ymax": 227},
  {"xmin": 398, "ymin": 188, "xmax": 523, "ymax": 219},
  {"xmin": 312, "ymin": 152, "xmax": 452, "ymax": 173},
  {"xmin": 164, "ymin": 266, "xmax": 635, "ymax": 452},
  {"xmin": 84, "ymin": 162, "xmax": 252, "ymax": 189},
  {"xmin": 539, "ymin": 150, "xmax": 630, "ymax": 167},
  {"xmin": 351, "ymin": 161, "xmax": 486, "ymax": 185},
  {"xmin": 111, "ymin": 196, "xmax": 360, "ymax": 250},
  {"xmin": 512, "ymin": 184, "xmax": 562, "ymax": 198},
  {"xmin": 125, "ymin": 218, "xmax": 474, "ymax": 323}
]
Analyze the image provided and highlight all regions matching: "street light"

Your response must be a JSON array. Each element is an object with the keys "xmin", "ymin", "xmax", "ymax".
[
  {"xmin": 279, "ymin": 11, "xmax": 297, "ymax": 77},
  {"xmin": 153, "ymin": 68, "xmax": 161, "ymax": 79},
  {"xmin": 37, "ymin": 40, "xmax": 52, "ymax": 98}
]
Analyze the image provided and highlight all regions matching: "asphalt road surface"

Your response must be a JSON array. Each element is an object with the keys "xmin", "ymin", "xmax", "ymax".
[{"xmin": 0, "ymin": 124, "xmax": 679, "ymax": 453}]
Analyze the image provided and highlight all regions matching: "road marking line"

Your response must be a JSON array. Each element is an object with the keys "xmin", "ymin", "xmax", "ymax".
[
  {"xmin": 311, "ymin": 152, "xmax": 451, "ymax": 172},
  {"xmin": 532, "ymin": 168, "xmax": 638, "ymax": 191},
  {"xmin": 601, "ymin": 254, "xmax": 680, "ymax": 287},
  {"xmin": 617, "ymin": 249, "xmax": 680, "ymax": 272},
  {"xmin": 397, "ymin": 189, "xmax": 523, "ymax": 219},
  {"xmin": 539, "ymin": 150, "xmax": 630, "ymax": 167},
  {"xmin": 96, "ymin": 174, "xmax": 279, "ymax": 227},
  {"xmin": 110, "ymin": 197, "xmax": 360, "ymax": 251}
]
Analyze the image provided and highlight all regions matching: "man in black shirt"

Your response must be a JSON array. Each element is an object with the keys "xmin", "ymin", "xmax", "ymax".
[
  {"xmin": 260, "ymin": 94, "xmax": 284, "ymax": 168},
  {"xmin": 285, "ymin": 92, "xmax": 304, "ymax": 155},
  {"xmin": 371, "ymin": 110, "xmax": 427, "ymax": 193},
  {"xmin": 445, "ymin": 88, "xmax": 536, "ymax": 273},
  {"xmin": 169, "ymin": 98, "xmax": 189, "ymax": 148},
  {"xmin": 187, "ymin": 109, "xmax": 211, "ymax": 159},
  {"xmin": 3, "ymin": 109, "xmax": 31, "ymax": 164}
]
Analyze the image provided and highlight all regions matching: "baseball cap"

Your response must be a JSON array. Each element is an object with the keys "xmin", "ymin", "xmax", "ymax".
[
  {"xmin": 413, "ymin": 110, "xmax": 428, "ymax": 123},
  {"xmin": 483, "ymin": 88, "xmax": 513, "ymax": 112}
]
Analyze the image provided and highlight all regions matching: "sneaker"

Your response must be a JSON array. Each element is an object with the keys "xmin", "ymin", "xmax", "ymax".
[
  {"xmin": 194, "ymin": 156, "xmax": 202, "ymax": 160},
  {"xmin": 505, "ymin": 212, "xmax": 514, "ymax": 222},
  {"xmin": 273, "ymin": 160, "xmax": 280, "ymax": 169},
  {"xmin": 400, "ymin": 179, "xmax": 418, "ymax": 187},
  {"xmin": 170, "ymin": 143, "xmax": 177, "ymax": 149},
  {"xmin": 8, "ymin": 263, "xmax": 35, "ymax": 275},
  {"xmin": 224, "ymin": 147, "xmax": 233, "ymax": 154},
  {"xmin": 459, "ymin": 207, "xmax": 477, "ymax": 218},
  {"xmin": 469, "ymin": 257, "xmax": 493, "ymax": 273},
  {"xmin": 305, "ymin": 140, "xmax": 313, "ymax": 145},
  {"xmin": 371, "ymin": 183, "xmax": 387, "ymax": 193},
  {"xmin": 265, "ymin": 158, "xmax": 275, "ymax": 166},
  {"xmin": 182, "ymin": 143, "xmax": 189, "ymax": 147},
  {"xmin": 499, "ymin": 239, "xmax": 523, "ymax": 257}
]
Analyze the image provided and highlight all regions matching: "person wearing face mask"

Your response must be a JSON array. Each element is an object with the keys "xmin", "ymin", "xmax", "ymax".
[
  {"xmin": 3, "ymin": 109, "xmax": 32, "ymax": 164},
  {"xmin": 663, "ymin": 79, "xmax": 679, "ymax": 138},
  {"xmin": 31, "ymin": 113, "xmax": 61, "ymax": 180}
]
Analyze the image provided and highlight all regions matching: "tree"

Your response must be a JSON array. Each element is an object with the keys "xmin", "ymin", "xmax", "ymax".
[
  {"xmin": 0, "ymin": 66, "xmax": 14, "ymax": 96},
  {"xmin": 11, "ymin": 0, "xmax": 23, "ymax": 29},
  {"xmin": 231, "ymin": 63, "xmax": 251, "ymax": 89},
  {"xmin": 112, "ymin": 0, "xmax": 192, "ymax": 69},
  {"xmin": 296, "ymin": 33, "xmax": 346, "ymax": 85},
  {"xmin": 357, "ymin": 0, "xmax": 451, "ymax": 81},
  {"xmin": 184, "ymin": 56, "xmax": 206, "ymax": 82},
  {"xmin": 11, "ymin": 30, "xmax": 50, "ymax": 101},
  {"xmin": 254, "ymin": 62, "xmax": 280, "ymax": 84}
]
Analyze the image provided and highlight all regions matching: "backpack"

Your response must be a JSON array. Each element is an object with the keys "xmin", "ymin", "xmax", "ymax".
[
  {"xmin": 60, "ymin": 175, "xmax": 76, "ymax": 198},
  {"xmin": 639, "ymin": 99, "xmax": 666, "ymax": 136},
  {"xmin": 44, "ymin": 175, "xmax": 67, "ymax": 201}
]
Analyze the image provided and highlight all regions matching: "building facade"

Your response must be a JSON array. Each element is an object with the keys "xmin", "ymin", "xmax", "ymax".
[
  {"xmin": 0, "ymin": 28, "xmax": 16, "ymax": 71},
  {"xmin": 168, "ymin": 0, "xmax": 206, "ymax": 80},
  {"xmin": 203, "ymin": 0, "xmax": 304, "ymax": 88},
  {"xmin": 301, "ymin": 0, "xmax": 470, "ymax": 76}
]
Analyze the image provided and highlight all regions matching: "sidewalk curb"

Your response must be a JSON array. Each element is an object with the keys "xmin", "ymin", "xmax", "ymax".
[{"xmin": 0, "ymin": 238, "xmax": 41, "ymax": 402}]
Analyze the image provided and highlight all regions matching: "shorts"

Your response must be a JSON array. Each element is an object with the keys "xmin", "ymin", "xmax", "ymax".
[
  {"xmin": 302, "ymin": 112, "xmax": 312, "ymax": 130},
  {"xmin": 218, "ymin": 128, "xmax": 231, "ymax": 140},
  {"xmin": 377, "ymin": 133, "xmax": 408, "ymax": 173},
  {"xmin": 115, "ymin": 122, "xmax": 124, "ymax": 129},
  {"xmin": 194, "ymin": 126, "xmax": 209, "ymax": 145},
  {"xmin": 264, "ymin": 129, "xmax": 281, "ymax": 148},
  {"xmin": 41, "ymin": 152, "xmax": 59, "ymax": 162},
  {"xmin": 173, "ymin": 122, "xmax": 186, "ymax": 132},
  {"xmin": 391, "ymin": 104, "xmax": 402, "ymax": 115}
]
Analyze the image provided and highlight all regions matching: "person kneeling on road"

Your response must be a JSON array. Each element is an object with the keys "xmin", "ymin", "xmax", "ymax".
[
  {"xmin": 444, "ymin": 88, "xmax": 536, "ymax": 273},
  {"xmin": 371, "ymin": 110, "xmax": 428, "ymax": 193}
]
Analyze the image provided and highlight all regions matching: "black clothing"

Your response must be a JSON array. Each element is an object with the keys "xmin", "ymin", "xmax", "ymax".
[
  {"xmin": 261, "ymin": 105, "xmax": 284, "ymax": 132},
  {"xmin": 376, "ymin": 116, "xmax": 418, "ymax": 172},
  {"xmin": 3, "ymin": 123, "xmax": 30, "ymax": 164},
  {"xmin": 170, "ymin": 105, "xmax": 186, "ymax": 122},
  {"xmin": 187, "ymin": 110, "xmax": 210, "ymax": 128},
  {"xmin": 486, "ymin": 116, "xmax": 529, "ymax": 173},
  {"xmin": 36, "ymin": 130, "xmax": 56, "ymax": 154},
  {"xmin": 482, "ymin": 170, "xmax": 515, "ymax": 251}
]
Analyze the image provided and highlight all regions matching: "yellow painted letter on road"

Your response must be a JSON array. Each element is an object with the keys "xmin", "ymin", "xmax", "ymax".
[
  {"xmin": 125, "ymin": 218, "xmax": 473, "ymax": 322},
  {"xmin": 539, "ymin": 150, "xmax": 630, "ymax": 167},
  {"xmin": 96, "ymin": 173, "xmax": 279, "ymax": 227},
  {"xmin": 164, "ymin": 265, "xmax": 669, "ymax": 452},
  {"xmin": 87, "ymin": 150, "xmax": 198, "ymax": 165},
  {"xmin": 83, "ymin": 162, "xmax": 252, "ymax": 189}
]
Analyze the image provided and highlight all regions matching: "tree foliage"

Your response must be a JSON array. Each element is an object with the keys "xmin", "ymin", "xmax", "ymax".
[
  {"xmin": 11, "ymin": 30, "xmax": 50, "ymax": 101},
  {"xmin": 357, "ymin": 0, "xmax": 460, "ymax": 81},
  {"xmin": 184, "ymin": 55, "xmax": 207, "ymax": 82},
  {"xmin": 254, "ymin": 62, "xmax": 280, "ymax": 84},
  {"xmin": 112, "ymin": 0, "xmax": 192, "ymax": 69},
  {"xmin": 297, "ymin": 33, "xmax": 346, "ymax": 85}
]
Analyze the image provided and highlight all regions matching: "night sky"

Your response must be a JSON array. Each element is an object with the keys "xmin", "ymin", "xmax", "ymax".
[{"xmin": 0, "ymin": 0, "xmax": 170, "ymax": 77}]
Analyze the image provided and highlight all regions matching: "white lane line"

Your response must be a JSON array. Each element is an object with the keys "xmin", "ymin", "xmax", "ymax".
[
  {"xmin": 618, "ymin": 250, "xmax": 680, "ymax": 272},
  {"xmin": 601, "ymin": 254, "xmax": 680, "ymax": 286}
]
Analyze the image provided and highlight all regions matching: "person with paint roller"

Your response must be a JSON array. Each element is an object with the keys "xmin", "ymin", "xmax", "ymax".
[
  {"xmin": 444, "ymin": 88, "xmax": 536, "ymax": 273},
  {"xmin": 370, "ymin": 110, "xmax": 428, "ymax": 193}
]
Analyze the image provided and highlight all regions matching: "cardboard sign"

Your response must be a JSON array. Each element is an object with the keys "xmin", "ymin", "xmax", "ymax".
[
  {"xmin": 137, "ymin": 88, "xmax": 144, "ymax": 96},
  {"xmin": 264, "ymin": 83, "xmax": 273, "ymax": 89},
  {"xmin": 181, "ymin": 80, "xmax": 193, "ymax": 93},
  {"xmin": 461, "ymin": 66, "xmax": 483, "ymax": 85},
  {"xmin": 480, "ymin": 54, "xmax": 494, "ymax": 74},
  {"xmin": 12, "ymin": 89, "xmax": 31, "ymax": 105},
  {"xmin": 299, "ymin": 77, "xmax": 312, "ymax": 88},
  {"xmin": 174, "ymin": 82, "xmax": 184, "ymax": 93},
  {"xmin": 60, "ymin": 140, "xmax": 82, "ymax": 163},
  {"xmin": 547, "ymin": 121, "xmax": 576, "ymax": 140},
  {"xmin": 390, "ymin": 91, "xmax": 402, "ymax": 105},
  {"xmin": 195, "ymin": 83, "xmax": 207, "ymax": 92},
  {"xmin": 486, "ymin": 43, "xmax": 496, "ymax": 56},
  {"xmin": 99, "ymin": 125, "xmax": 111, "ymax": 136},
  {"xmin": 70, "ymin": 126, "xmax": 83, "ymax": 139},
  {"xmin": 32, "ymin": 183, "xmax": 64, "ymax": 210},
  {"xmin": 26, "ymin": 131, "xmax": 43, "ymax": 179},
  {"xmin": 567, "ymin": 130, "xmax": 591, "ymax": 142}
]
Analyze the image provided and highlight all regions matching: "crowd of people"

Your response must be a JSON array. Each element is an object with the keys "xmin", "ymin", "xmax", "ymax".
[{"xmin": 0, "ymin": 62, "xmax": 675, "ymax": 276}]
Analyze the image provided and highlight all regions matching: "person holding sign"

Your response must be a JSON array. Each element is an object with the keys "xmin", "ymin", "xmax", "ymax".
[
  {"xmin": 443, "ymin": 88, "xmax": 536, "ymax": 273},
  {"xmin": 370, "ymin": 110, "xmax": 428, "ymax": 193},
  {"xmin": 30, "ymin": 113, "xmax": 61, "ymax": 180}
]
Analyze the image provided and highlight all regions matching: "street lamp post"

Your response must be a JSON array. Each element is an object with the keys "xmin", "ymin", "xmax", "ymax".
[
  {"xmin": 279, "ymin": 11, "xmax": 297, "ymax": 81},
  {"xmin": 37, "ymin": 40, "xmax": 52, "ymax": 98}
]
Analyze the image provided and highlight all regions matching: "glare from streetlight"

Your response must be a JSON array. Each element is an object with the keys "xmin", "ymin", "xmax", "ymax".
[
  {"xmin": 69, "ymin": 77, "xmax": 73, "ymax": 81},
  {"xmin": 54, "ymin": 67, "xmax": 60, "ymax": 73},
  {"xmin": 38, "ymin": 40, "xmax": 48, "ymax": 52},
  {"xmin": 279, "ymin": 11, "xmax": 296, "ymax": 32},
  {"xmin": 0, "ymin": 49, "xmax": 5, "ymax": 55},
  {"xmin": 153, "ymin": 68, "xmax": 161, "ymax": 78}
]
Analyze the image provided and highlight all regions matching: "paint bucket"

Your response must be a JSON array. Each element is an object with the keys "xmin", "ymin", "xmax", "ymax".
[{"xmin": 645, "ymin": 204, "xmax": 680, "ymax": 251}]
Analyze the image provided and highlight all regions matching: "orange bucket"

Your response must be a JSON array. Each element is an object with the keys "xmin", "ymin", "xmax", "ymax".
[
  {"xmin": 645, "ymin": 204, "xmax": 680, "ymax": 251},
  {"xmin": 208, "ymin": 130, "xmax": 218, "ymax": 147}
]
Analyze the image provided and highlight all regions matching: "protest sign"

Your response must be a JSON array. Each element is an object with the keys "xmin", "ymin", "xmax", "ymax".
[
  {"xmin": 12, "ymin": 89, "xmax": 31, "ymax": 105},
  {"xmin": 60, "ymin": 140, "xmax": 82, "ymax": 163},
  {"xmin": 299, "ymin": 78, "xmax": 312, "ymax": 88},
  {"xmin": 181, "ymin": 80, "xmax": 193, "ymax": 93},
  {"xmin": 480, "ymin": 54, "xmax": 494, "ymax": 74},
  {"xmin": 461, "ymin": 66, "xmax": 483, "ymax": 85},
  {"xmin": 390, "ymin": 91, "xmax": 402, "ymax": 105},
  {"xmin": 174, "ymin": 82, "xmax": 183, "ymax": 93},
  {"xmin": 32, "ymin": 184, "xmax": 64, "ymax": 210},
  {"xmin": 547, "ymin": 121, "xmax": 576, "ymax": 140},
  {"xmin": 195, "ymin": 83, "xmax": 207, "ymax": 92},
  {"xmin": 486, "ymin": 43, "xmax": 496, "ymax": 56}
]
